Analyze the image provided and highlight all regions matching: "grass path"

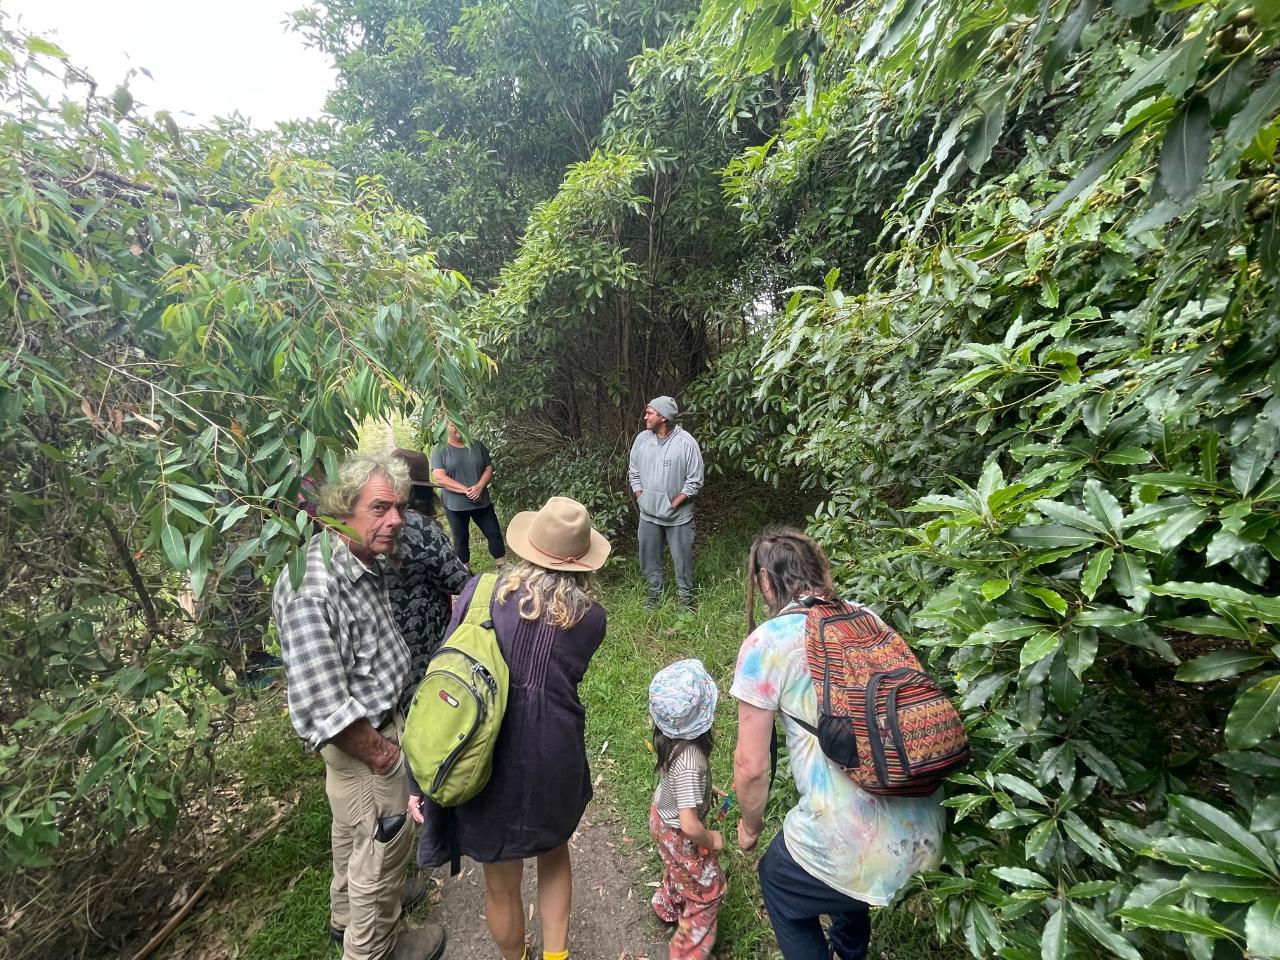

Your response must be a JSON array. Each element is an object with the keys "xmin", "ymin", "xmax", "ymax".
[{"xmin": 155, "ymin": 505, "xmax": 961, "ymax": 960}]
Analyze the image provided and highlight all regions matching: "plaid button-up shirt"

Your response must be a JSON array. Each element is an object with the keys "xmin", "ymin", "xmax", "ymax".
[{"xmin": 272, "ymin": 532, "xmax": 410, "ymax": 750}]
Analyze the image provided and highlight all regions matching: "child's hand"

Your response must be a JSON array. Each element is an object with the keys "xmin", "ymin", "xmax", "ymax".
[{"xmin": 709, "ymin": 829, "xmax": 724, "ymax": 852}]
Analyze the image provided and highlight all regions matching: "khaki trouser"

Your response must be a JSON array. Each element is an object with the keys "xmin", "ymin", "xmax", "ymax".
[{"xmin": 321, "ymin": 716, "xmax": 412, "ymax": 960}]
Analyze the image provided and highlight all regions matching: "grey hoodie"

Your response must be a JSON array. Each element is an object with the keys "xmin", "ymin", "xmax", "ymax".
[{"xmin": 627, "ymin": 425, "xmax": 705, "ymax": 526}]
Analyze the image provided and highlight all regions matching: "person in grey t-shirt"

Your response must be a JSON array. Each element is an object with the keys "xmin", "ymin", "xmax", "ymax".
[
  {"xmin": 430, "ymin": 421, "xmax": 507, "ymax": 568},
  {"xmin": 627, "ymin": 396, "xmax": 704, "ymax": 608}
]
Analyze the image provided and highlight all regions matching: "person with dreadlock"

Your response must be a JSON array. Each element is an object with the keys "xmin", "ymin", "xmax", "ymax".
[{"xmin": 729, "ymin": 527, "xmax": 944, "ymax": 960}]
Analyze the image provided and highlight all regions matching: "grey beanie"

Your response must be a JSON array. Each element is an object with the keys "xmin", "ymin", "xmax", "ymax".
[{"xmin": 648, "ymin": 395, "xmax": 679, "ymax": 422}]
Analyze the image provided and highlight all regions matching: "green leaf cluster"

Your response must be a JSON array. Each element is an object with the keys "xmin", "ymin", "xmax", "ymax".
[
  {"xmin": 680, "ymin": 0, "xmax": 1280, "ymax": 957},
  {"xmin": 0, "ymin": 19, "xmax": 485, "ymax": 878}
]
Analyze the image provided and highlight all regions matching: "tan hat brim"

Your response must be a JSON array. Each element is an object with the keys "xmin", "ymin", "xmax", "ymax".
[{"xmin": 505, "ymin": 510, "xmax": 612, "ymax": 572}]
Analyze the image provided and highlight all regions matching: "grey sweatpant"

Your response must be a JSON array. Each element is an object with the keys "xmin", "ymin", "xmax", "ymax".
[{"xmin": 638, "ymin": 518, "xmax": 695, "ymax": 600}]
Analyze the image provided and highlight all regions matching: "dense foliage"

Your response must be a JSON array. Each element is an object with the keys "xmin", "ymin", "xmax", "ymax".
[
  {"xmin": 686, "ymin": 1, "xmax": 1280, "ymax": 958},
  {"xmin": 6, "ymin": 0, "xmax": 1280, "ymax": 956},
  {"xmin": 348, "ymin": 0, "xmax": 1280, "ymax": 955},
  {"xmin": 0, "ymin": 21, "xmax": 483, "ymax": 947},
  {"xmin": 292, "ymin": 0, "xmax": 695, "ymax": 286}
]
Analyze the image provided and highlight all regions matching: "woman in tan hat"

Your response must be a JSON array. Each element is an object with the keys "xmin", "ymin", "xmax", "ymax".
[{"xmin": 409, "ymin": 496, "xmax": 610, "ymax": 960}]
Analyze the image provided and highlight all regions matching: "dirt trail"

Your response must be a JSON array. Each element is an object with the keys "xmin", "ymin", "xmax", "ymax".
[{"xmin": 417, "ymin": 793, "xmax": 669, "ymax": 960}]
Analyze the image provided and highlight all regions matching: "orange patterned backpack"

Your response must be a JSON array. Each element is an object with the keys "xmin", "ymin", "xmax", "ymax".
[{"xmin": 786, "ymin": 598, "xmax": 969, "ymax": 797}]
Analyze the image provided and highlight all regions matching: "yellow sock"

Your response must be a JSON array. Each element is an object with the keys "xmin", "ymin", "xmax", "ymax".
[{"xmin": 543, "ymin": 951, "xmax": 569, "ymax": 960}]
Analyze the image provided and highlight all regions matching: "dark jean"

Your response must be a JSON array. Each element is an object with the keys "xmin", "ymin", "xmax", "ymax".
[
  {"xmin": 757, "ymin": 833, "xmax": 871, "ymax": 960},
  {"xmin": 444, "ymin": 503, "xmax": 505, "ymax": 566}
]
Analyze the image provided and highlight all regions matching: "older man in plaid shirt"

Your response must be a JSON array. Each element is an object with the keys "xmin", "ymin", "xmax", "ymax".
[{"xmin": 273, "ymin": 453, "xmax": 446, "ymax": 960}]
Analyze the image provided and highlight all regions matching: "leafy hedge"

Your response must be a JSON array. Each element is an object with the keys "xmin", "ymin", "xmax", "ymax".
[
  {"xmin": 0, "ymin": 22, "xmax": 482, "ymax": 949},
  {"xmin": 686, "ymin": 1, "xmax": 1280, "ymax": 957}
]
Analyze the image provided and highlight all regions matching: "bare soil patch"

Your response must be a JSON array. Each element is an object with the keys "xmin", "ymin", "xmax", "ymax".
[{"xmin": 418, "ymin": 792, "xmax": 670, "ymax": 960}]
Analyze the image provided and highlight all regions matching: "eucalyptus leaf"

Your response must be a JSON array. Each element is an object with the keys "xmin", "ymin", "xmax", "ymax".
[{"xmin": 160, "ymin": 525, "xmax": 188, "ymax": 573}]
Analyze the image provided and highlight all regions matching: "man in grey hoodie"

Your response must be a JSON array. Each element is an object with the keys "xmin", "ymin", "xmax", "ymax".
[{"xmin": 628, "ymin": 395, "xmax": 705, "ymax": 608}]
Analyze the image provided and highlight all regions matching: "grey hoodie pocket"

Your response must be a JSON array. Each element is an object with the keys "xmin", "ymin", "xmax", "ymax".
[{"xmin": 638, "ymin": 489, "xmax": 676, "ymax": 520}]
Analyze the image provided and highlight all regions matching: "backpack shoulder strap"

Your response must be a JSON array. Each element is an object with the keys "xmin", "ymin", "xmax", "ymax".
[{"xmin": 463, "ymin": 573, "xmax": 498, "ymax": 628}]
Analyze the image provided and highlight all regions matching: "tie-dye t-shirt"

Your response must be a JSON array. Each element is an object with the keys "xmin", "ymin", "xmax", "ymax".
[{"xmin": 730, "ymin": 607, "xmax": 945, "ymax": 905}]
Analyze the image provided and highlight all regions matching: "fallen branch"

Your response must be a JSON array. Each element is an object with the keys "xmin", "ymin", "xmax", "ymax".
[{"xmin": 129, "ymin": 806, "xmax": 289, "ymax": 960}]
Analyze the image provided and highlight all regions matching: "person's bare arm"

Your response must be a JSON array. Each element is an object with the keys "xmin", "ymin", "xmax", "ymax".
[
  {"xmin": 678, "ymin": 807, "xmax": 724, "ymax": 851},
  {"xmin": 433, "ymin": 467, "xmax": 470, "ymax": 496},
  {"xmin": 329, "ymin": 718, "xmax": 401, "ymax": 775},
  {"xmin": 468, "ymin": 464, "xmax": 495, "ymax": 501},
  {"xmin": 734, "ymin": 700, "xmax": 775, "ymax": 850}
]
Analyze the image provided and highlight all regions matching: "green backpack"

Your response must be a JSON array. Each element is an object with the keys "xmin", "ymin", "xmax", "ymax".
[{"xmin": 403, "ymin": 574, "xmax": 509, "ymax": 807}]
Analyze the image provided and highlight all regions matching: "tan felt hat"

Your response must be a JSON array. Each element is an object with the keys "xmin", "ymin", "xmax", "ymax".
[{"xmin": 506, "ymin": 496, "xmax": 611, "ymax": 572}]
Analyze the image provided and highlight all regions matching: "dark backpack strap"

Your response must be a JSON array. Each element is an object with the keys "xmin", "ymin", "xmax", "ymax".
[
  {"xmin": 768, "ymin": 711, "xmax": 819, "ymax": 786},
  {"xmin": 769, "ymin": 720, "xmax": 778, "ymax": 788},
  {"xmin": 782, "ymin": 710, "xmax": 819, "ymax": 737}
]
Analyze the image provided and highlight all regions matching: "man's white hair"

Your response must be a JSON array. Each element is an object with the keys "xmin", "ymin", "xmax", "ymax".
[{"xmin": 317, "ymin": 453, "xmax": 410, "ymax": 518}]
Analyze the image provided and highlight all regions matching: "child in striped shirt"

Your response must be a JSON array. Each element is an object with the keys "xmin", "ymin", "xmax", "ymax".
[{"xmin": 648, "ymin": 659, "xmax": 727, "ymax": 960}]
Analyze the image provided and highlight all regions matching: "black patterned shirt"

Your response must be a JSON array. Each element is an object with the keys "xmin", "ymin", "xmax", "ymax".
[
  {"xmin": 272, "ymin": 532, "xmax": 410, "ymax": 749},
  {"xmin": 386, "ymin": 510, "xmax": 471, "ymax": 711}
]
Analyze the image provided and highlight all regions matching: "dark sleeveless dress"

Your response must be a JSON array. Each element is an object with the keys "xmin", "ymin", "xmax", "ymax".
[{"xmin": 414, "ymin": 575, "xmax": 607, "ymax": 864}]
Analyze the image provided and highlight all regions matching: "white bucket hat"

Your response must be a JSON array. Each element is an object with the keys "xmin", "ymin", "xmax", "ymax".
[{"xmin": 649, "ymin": 659, "xmax": 718, "ymax": 740}]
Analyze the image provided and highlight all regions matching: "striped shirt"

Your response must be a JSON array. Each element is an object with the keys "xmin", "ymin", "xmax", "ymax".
[
  {"xmin": 272, "ymin": 532, "xmax": 410, "ymax": 750},
  {"xmin": 653, "ymin": 743, "xmax": 710, "ymax": 829}
]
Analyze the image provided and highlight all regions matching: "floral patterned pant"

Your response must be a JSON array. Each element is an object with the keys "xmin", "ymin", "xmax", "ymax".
[{"xmin": 649, "ymin": 804, "xmax": 727, "ymax": 960}]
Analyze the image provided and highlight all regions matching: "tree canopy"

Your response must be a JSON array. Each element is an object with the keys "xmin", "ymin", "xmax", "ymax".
[{"xmin": 0, "ymin": 19, "xmax": 485, "ymax": 882}]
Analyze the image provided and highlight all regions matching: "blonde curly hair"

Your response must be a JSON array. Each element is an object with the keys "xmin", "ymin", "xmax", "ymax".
[{"xmin": 495, "ymin": 560, "xmax": 598, "ymax": 628}]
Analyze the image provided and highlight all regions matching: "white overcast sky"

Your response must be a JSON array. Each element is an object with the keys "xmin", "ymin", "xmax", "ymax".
[{"xmin": 4, "ymin": 0, "xmax": 338, "ymax": 127}]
